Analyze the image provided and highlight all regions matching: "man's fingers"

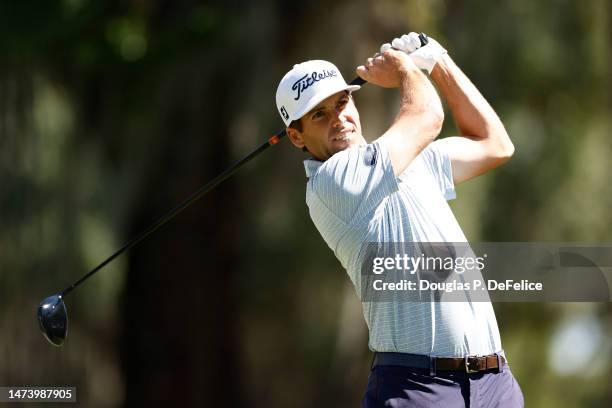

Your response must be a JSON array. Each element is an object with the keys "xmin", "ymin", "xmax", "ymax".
[
  {"xmin": 391, "ymin": 37, "xmax": 407, "ymax": 52},
  {"xmin": 380, "ymin": 43, "xmax": 392, "ymax": 53},
  {"xmin": 365, "ymin": 53, "xmax": 385, "ymax": 70},
  {"xmin": 381, "ymin": 48, "xmax": 409, "ymax": 61},
  {"xmin": 389, "ymin": 32, "xmax": 423, "ymax": 54},
  {"xmin": 356, "ymin": 65, "xmax": 370, "ymax": 81},
  {"xmin": 357, "ymin": 53, "xmax": 386, "ymax": 81},
  {"xmin": 372, "ymin": 53, "xmax": 385, "ymax": 64},
  {"xmin": 359, "ymin": 48, "xmax": 410, "ymax": 77},
  {"xmin": 379, "ymin": 32, "xmax": 444, "ymax": 74},
  {"xmin": 403, "ymin": 33, "xmax": 422, "ymax": 52}
]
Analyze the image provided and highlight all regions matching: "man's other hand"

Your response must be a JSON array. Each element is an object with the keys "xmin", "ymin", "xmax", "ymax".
[{"xmin": 356, "ymin": 49, "xmax": 419, "ymax": 88}]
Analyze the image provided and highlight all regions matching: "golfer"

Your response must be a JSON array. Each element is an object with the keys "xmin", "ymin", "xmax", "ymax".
[{"xmin": 276, "ymin": 33, "xmax": 524, "ymax": 407}]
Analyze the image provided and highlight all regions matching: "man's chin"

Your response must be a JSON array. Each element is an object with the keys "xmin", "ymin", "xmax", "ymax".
[
  {"xmin": 323, "ymin": 134, "xmax": 362, "ymax": 159},
  {"xmin": 329, "ymin": 141, "xmax": 352, "ymax": 156}
]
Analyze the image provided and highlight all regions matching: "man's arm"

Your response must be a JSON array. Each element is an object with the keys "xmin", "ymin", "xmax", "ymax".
[
  {"xmin": 429, "ymin": 54, "xmax": 514, "ymax": 184},
  {"xmin": 356, "ymin": 50, "xmax": 444, "ymax": 176}
]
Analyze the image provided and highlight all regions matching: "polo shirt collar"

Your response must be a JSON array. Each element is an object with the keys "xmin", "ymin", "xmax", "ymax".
[{"xmin": 304, "ymin": 157, "xmax": 323, "ymax": 178}]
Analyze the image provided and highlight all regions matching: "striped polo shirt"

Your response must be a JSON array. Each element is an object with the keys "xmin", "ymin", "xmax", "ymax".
[{"xmin": 303, "ymin": 139, "xmax": 503, "ymax": 357}]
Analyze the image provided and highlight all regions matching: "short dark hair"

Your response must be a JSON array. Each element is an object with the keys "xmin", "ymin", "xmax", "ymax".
[
  {"xmin": 288, "ymin": 118, "xmax": 302, "ymax": 132},
  {"xmin": 288, "ymin": 118, "xmax": 307, "ymax": 152}
]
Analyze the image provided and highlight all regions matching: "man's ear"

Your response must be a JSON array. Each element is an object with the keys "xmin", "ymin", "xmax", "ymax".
[{"xmin": 286, "ymin": 127, "xmax": 305, "ymax": 149}]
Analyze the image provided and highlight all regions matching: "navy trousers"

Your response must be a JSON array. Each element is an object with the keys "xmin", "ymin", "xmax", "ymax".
[{"xmin": 362, "ymin": 363, "xmax": 524, "ymax": 408}]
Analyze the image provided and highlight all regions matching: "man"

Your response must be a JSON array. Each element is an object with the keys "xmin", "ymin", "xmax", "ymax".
[{"xmin": 275, "ymin": 33, "xmax": 524, "ymax": 407}]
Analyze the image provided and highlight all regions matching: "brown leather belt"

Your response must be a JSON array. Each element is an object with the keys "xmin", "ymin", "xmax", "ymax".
[{"xmin": 372, "ymin": 352, "xmax": 505, "ymax": 374}]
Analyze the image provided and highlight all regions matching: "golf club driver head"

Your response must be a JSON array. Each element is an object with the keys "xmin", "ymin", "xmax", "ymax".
[{"xmin": 37, "ymin": 294, "xmax": 68, "ymax": 347}]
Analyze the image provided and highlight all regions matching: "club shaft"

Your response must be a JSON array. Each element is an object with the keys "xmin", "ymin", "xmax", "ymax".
[{"xmin": 61, "ymin": 131, "xmax": 286, "ymax": 297}]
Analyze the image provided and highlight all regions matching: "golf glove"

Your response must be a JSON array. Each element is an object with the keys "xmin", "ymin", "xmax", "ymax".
[{"xmin": 380, "ymin": 33, "xmax": 447, "ymax": 74}]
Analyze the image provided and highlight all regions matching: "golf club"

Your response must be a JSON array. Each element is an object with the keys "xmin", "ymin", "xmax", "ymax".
[
  {"xmin": 37, "ymin": 33, "xmax": 429, "ymax": 347},
  {"xmin": 37, "ymin": 131, "xmax": 285, "ymax": 346}
]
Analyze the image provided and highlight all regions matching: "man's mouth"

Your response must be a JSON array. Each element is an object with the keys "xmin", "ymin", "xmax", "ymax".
[{"xmin": 331, "ymin": 129, "xmax": 353, "ymax": 142}]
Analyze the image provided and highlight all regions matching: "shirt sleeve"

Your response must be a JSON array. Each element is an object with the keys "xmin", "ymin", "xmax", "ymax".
[
  {"xmin": 310, "ymin": 141, "xmax": 399, "ymax": 223},
  {"xmin": 418, "ymin": 139, "xmax": 456, "ymax": 201}
]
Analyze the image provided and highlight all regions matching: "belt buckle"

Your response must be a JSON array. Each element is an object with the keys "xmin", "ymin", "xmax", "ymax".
[{"xmin": 464, "ymin": 356, "xmax": 479, "ymax": 373}]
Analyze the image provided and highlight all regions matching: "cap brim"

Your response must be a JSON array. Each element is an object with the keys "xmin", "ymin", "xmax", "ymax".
[{"xmin": 292, "ymin": 84, "xmax": 361, "ymax": 123}]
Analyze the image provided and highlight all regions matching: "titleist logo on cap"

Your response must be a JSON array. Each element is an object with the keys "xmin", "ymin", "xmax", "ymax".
[{"xmin": 291, "ymin": 69, "xmax": 338, "ymax": 101}]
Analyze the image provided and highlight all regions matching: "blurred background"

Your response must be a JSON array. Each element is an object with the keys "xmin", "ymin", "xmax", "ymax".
[{"xmin": 1, "ymin": 0, "xmax": 611, "ymax": 406}]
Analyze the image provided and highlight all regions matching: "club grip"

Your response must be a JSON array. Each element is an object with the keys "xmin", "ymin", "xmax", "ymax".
[
  {"xmin": 350, "ymin": 33, "xmax": 429, "ymax": 87},
  {"xmin": 350, "ymin": 77, "xmax": 367, "ymax": 86},
  {"xmin": 417, "ymin": 33, "xmax": 429, "ymax": 47}
]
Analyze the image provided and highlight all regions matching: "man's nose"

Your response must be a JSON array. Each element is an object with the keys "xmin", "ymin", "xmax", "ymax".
[{"xmin": 331, "ymin": 107, "xmax": 345, "ymax": 127}]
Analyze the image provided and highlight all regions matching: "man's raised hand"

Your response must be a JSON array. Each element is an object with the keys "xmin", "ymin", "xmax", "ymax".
[
  {"xmin": 356, "ymin": 49, "xmax": 419, "ymax": 88},
  {"xmin": 381, "ymin": 32, "xmax": 447, "ymax": 74}
]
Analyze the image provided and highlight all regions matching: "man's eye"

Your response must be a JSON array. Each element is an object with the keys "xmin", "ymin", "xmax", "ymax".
[{"xmin": 312, "ymin": 111, "xmax": 324, "ymax": 119}]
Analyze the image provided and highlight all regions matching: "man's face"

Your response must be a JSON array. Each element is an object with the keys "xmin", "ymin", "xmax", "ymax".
[{"xmin": 286, "ymin": 91, "xmax": 363, "ymax": 161}]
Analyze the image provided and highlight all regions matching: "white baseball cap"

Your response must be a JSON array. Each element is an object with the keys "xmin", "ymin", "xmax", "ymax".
[{"xmin": 276, "ymin": 60, "xmax": 361, "ymax": 127}]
